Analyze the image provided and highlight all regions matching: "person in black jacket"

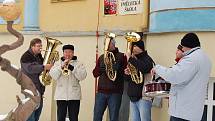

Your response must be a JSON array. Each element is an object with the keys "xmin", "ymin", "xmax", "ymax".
[
  {"xmin": 124, "ymin": 36, "xmax": 154, "ymax": 121},
  {"xmin": 20, "ymin": 38, "xmax": 52, "ymax": 121},
  {"xmin": 93, "ymin": 38, "xmax": 127, "ymax": 121}
]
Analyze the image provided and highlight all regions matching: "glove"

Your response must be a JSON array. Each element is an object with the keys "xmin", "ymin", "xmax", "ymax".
[{"xmin": 68, "ymin": 64, "xmax": 74, "ymax": 71}]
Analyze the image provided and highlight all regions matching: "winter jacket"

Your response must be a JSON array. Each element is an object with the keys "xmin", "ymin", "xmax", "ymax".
[
  {"xmin": 49, "ymin": 56, "xmax": 87, "ymax": 100},
  {"xmin": 154, "ymin": 47, "xmax": 212, "ymax": 121},
  {"xmin": 93, "ymin": 48, "xmax": 127, "ymax": 94},
  {"xmin": 127, "ymin": 51, "xmax": 154, "ymax": 102},
  {"xmin": 20, "ymin": 49, "xmax": 45, "ymax": 95}
]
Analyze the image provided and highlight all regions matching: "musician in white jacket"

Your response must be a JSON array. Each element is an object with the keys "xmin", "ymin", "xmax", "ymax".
[
  {"xmin": 152, "ymin": 33, "xmax": 212, "ymax": 121},
  {"xmin": 49, "ymin": 44, "xmax": 87, "ymax": 121}
]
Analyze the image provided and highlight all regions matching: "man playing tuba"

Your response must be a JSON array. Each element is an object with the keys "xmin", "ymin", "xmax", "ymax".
[
  {"xmin": 124, "ymin": 32, "xmax": 154, "ymax": 121},
  {"xmin": 20, "ymin": 38, "xmax": 53, "ymax": 121},
  {"xmin": 92, "ymin": 33, "xmax": 127, "ymax": 121}
]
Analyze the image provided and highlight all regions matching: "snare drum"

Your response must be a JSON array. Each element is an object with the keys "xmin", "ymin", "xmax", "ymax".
[{"xmin": 144, "ymin": 82, "xmax": 171, "ymax": 97}]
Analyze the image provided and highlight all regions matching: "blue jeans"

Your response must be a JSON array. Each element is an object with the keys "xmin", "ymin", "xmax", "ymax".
[
  {"xmin": 27, "ymin": 98, "xmax": 43, "ymax": 121},
  {"xmin": 93, "ymin": 92, "xmax": 122, "ymax": 121},
  {"xmin": 130, "ymin": 99, "xmax": 152, "ymax": 121}
]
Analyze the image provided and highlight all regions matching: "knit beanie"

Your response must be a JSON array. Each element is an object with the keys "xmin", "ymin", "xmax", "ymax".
[
  {"xmin": 63, "ymin": 44, "xmax": 74, "ymax": 51},
  {"xmin": 181, "ymin": 33, "xmax": 200, "ymax": 48},
  {"xmin": 133, "ymin": 40, "xmax": 145, "ymax": 51}
]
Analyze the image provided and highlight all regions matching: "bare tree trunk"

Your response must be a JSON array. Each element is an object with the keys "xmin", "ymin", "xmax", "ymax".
[{"xmin": 0, "ymin": 21, "xmax": 41, "ymax": 121}]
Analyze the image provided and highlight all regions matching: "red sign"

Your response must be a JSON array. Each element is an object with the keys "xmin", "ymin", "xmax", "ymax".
[{"xmin": 104, "ymin": 0, "xmax": 117, "ymax": 15}]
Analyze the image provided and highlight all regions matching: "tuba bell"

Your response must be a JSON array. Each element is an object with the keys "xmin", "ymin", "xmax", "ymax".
[
  {"xmin": 104, "ymin": 32, "xmax": 117, "ymax": 81},
  {"xmin": 40, "ymin": 36, "xmax": 62, "ymax": 86},
  {"xmin": 125, "ymin": 32, "xmax": 143, "ymax": 84}
]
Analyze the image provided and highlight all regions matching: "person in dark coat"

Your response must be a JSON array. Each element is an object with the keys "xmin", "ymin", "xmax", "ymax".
[
  {"xmin": 124, "ymin": 34, "xmax": 154, "ymax": 121},
  {"xmin": 20, "ymin": 38, "xmax": 52, "ymax": 121},
  {"xmin": 93, "ymin": 38, "xmax": 127, "ymax": 121}
]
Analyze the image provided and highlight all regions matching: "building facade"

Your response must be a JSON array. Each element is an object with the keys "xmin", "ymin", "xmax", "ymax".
[{"xmin": 0, "ymin": 0, "xmax": 214, "ymax": 121}]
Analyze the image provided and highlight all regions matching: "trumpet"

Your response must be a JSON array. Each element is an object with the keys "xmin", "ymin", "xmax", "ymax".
[
  {"xmin": 62, "ymin": 58, "xmax": 71, "ymax": 76},
  {"xmin": 125, "ymin": 32, "xmax": 143, "ymax": 84}
]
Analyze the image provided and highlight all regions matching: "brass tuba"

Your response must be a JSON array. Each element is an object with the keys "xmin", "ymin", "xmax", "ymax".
[
  {"xmin": 40, "ymin": 36, "xmax": 62, "ymax": 86},
  {"xmin": 125, "ymin": 32, "xmax": 143, "ymax": 84},
  {"xmin": 104, "ymin": 32, "xmax": 117, "ymax": 81}
]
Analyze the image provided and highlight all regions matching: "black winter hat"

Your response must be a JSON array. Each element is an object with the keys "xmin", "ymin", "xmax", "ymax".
[
  {"xmin": 133, "ymin": 40, "xmax": 145, "ymax": 51},
  {"xmin": 181, "ymin": 33, "xmax": 200, "ymax": 48},
  {"xmin": 63, "ymin": 44, "xmax": 74, "ymax": 51}
]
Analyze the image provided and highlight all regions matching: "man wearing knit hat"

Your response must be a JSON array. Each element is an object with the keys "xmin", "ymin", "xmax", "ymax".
[
  {"xmin": 151, "ymin": 33, "xmax": 212, "ymax": 121},
  {"xmin": 181, "ymin": 32, "xmax": 200, "ymax": 48},
  {"xmin": 49, "ymin": 44, "xmax": 87, "ymax": 121},
  {"xmin": 124, "ymin": 33, "xmax": 154, "ymax": 121}
]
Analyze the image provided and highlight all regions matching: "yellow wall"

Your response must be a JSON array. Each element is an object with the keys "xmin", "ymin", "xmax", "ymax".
[{"xmin": 39, "ymin": 0, "xmax": 149, "ymax": 32}]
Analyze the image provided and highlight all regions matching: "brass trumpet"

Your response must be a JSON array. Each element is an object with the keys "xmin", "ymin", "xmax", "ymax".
[
  {"xmin": 62, "ymin": 58, "xmax": 71, "ymax": 76},
  {"xmin": 125, "ymin": 32, "xmax": 143, "ymax": 84},
  {"xmin": 104, "ymin": 32, "xmax": 117, "ymax": 81}
]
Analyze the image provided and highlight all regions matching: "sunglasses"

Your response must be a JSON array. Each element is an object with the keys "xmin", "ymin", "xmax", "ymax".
[{"xmin": 177, "ymin": 44, "xmax": 184, "ymax": 52}]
